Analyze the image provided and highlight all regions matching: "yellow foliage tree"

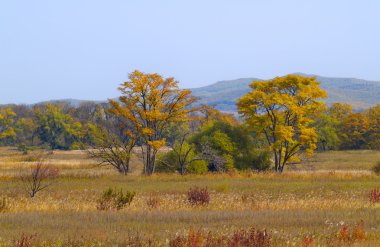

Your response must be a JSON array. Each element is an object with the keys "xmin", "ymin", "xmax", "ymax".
[
  {"xmin": 237, "ymin": 75, "xmax": 327, "ymax": 172},
  {"xmin": 109, "ymin": 70, "xmax": 196, "ymax": 175},
  {"xmin": 366, "ymin": 104, "xmax": 380, "ymax": 149},
  {"xmin": 0, "ymin": 108, "xmax": 17, "ymax": 143}
]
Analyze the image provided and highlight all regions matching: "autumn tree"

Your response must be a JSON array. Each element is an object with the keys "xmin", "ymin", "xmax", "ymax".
[
  {"xmin": 0, "ymin": 108, "xmax": 17, "ymax": 144},
  {"xmin": 339, "ymin": 112, "xmax": 369, "ymax": 149},
  {"xmin": 365, "ymin": 104, "xmax": 380, "ymax": 149},
  {"xmin": 109, "ymin": 70, "xmax": 196, "ymax": 175},
  {"xmin": 237, "ymin": 75, "xmax": 327, "ymax": 172}
]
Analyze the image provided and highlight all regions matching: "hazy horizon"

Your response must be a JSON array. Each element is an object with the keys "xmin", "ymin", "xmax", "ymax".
[{"xmin": 1, "ymin": 1, "xmax": 380, "ymax": 104}]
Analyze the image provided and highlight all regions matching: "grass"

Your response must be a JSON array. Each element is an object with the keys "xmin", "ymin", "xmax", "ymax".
[{"xmin": 0, "ymin": 147, "xmax": 380, "ymax": 246}]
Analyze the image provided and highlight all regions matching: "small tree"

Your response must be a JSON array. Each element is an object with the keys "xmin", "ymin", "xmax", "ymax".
[
  {"xmin": 87, "ymin": 112, "xmax": 137, "ymax": 175},
  {"xmin": 109, "ymin": 70, "xmax": 196, "ymax": 175},
  {"xmin": 20, "ymin": 153, "xmax": 59, "ymax": 198}
]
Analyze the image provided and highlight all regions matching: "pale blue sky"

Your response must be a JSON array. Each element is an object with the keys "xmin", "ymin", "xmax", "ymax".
[{"xmin": 1, "ymin": 0, "xmax": 379, "ymax": 104}]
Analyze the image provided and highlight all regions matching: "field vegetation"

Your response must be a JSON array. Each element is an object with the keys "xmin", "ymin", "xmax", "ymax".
[
  {"xmin": 0, "ymin": 148, "xmax": 380, "ymax": 246},
  {"xmin": 0, "ymin": 73, "xmax": 379, "ymax": 246}
]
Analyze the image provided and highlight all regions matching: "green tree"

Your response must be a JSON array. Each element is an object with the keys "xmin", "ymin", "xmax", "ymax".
[
  {"xmin": 313, "ymin": 112, "xmax": 341, "ymax": 151},
  {"xmin": 237, "ymin": 75, "xmax": 327, "ymax": 172},
  {"xmin": 35, "ymin": 104, "xmax": 83, "ymax": 150},
  {"xmin": 190, "ymin": 120, "xmax": 270, "ymax": 172}
]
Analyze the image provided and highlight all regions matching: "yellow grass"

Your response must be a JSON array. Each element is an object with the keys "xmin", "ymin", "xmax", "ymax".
[{"xmin": 0, "ymin": 147, "xmax": 380, "ymax": 246}]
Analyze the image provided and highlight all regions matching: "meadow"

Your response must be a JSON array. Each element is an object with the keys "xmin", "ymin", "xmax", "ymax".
[{"xmin": 0, "ymin": 147, "xmax": 380, "ymax": 246}]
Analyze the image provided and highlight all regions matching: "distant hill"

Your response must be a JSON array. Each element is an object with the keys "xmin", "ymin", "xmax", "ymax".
[
  {"xmin": 2, "ymin": 74, "xmax": 379, "ymax": 112},
  {"xmin": 190, "ymin": 74, "xmax": 380, "ymax": 112}
]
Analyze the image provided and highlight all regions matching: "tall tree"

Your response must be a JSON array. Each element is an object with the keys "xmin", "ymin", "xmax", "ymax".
[
  {"xmin": 109, "ymin": 70, "xmax": 196, "ymax": 175},
  {"xmin": 237, "ymin": 75, "xmax": 327, "ymax": 172},
  {"xmin": 0, "ymin": 108, "xmax": 17, "ymax": 144}
]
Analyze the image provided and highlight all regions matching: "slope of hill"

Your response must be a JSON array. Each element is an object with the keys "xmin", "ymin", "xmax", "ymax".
[
  {"xmin": 2, "ymin": 74, "xmax": 379, "ymax": 112},
  {"xmin": 190, "ymin": 74, "xmax": 380, "ymax": 112}
]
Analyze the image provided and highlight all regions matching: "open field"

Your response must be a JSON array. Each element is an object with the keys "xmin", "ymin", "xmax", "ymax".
[{"xmin": 0, "ymin": 147, "xmax": 380, "ymax": 246}]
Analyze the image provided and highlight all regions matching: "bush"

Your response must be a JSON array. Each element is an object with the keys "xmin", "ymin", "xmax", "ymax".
[
  {"xmin": 337, "ymin": 221, "xmax": 366, "ymax": 243},
  {"xmin": 156, "ymin": 151, "xmax": 179, "ymax": 173},
  {"xmin": 97, "ymin": 188, "xmax": 135, "ymax": 210},
  {"xmin": 372, "ymin": 161, "xmax": 380, "ymax": 175},
  {"xmin": 369, "ymin": 188, "xmax": 380, "ymax": 203},
  {"xmin": 169, "ymin": 227, "xmax": 271, "ymax": 247},
  {"xmin": 187, "ymin": 160, "xmax": 208, "ymax": 174},
  {"xmin": 15, "ymin": 234, "xmax": 36, "ymax": 247},
  {"xmin": 187, "ymin": 187, "xmax": 210, "ymax": 205},
  {"xmin": 235, "ymin": 149, "xmax": 271, "ymax": 171},
  {"xmin": 156, "ymin": 151, "xmax": 209, "ymax": 174}
]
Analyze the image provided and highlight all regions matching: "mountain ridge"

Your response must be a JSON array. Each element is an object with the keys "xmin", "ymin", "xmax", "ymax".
[
  {"xmin": 1, "ymin": 74, "xmax": 379, "ymax": 111},
  {"xmin": 189, "ymin": 74, "xmax": 380, "ymax": 111}
]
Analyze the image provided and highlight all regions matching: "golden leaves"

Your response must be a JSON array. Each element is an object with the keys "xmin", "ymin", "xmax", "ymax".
[
  {"xmin": 237, "ymin": 75, "xmax": 328, "ymax": 168},
  {"xmin": 109, "ymin": 70, "xmax": 196, "ymax": 152}
]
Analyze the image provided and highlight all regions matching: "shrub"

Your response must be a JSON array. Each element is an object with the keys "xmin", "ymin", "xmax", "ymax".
[
  {"xmin": 20, "ymin": 153, "xmax": 59, "ymax": 198},
  {"xmin": 156, "ymin": 151, "xmax": 208, "ymax": 174},
  {"xmin": 187, "ymin": 160, "xmax": 208, "ymax": 174},
  {"xmin": 235, "ymin": 149, "xmax": 271, "ymax": 171},
  {"xmin": 302, "ymin": 235, "xmax": 314, "ymax": 247},
  {"xmin": 187, "ymin": 187, "xmax": 210, "ymax": 205},
  {"xmin": 372, "ymin": 161, "xmax": 380, "ymax": 175},
  {"xmin": 338, "ymin": 221, "xmax": 366, "ymax": 243},
  {"xmin": 228, "ymin": 228, "xmax": 270, "ymax": 247},
  {"xmin": 97, "ymin": 188, "xmax": 135, "ymax": 211},
  {"xmin": 169, "ymin": 227, "xmax": 271, "ymax": 247},
  {"xmin": 338, "ymin": 224, "xmax": 350, "ymax": 242},
  {"xmin": 352, "ymin": 220, "xmax": 366, "ymax": 241},
  {"xmin": 369, "ymin": 188, "xmax": 380, "ymax": 203},
  {"xmin": 15, "ymin": 234, "xmax": 36, "ymax": 247}
]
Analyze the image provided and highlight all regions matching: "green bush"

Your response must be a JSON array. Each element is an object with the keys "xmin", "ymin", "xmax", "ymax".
[
  {"xmin": 187, "ymin": 160, "xmax": 208, "ymax": 174},
  {"xmin": 69, "ymin": 141, "xmax": 84, "ymax": 150},
  {"xmin": 372, "ymin": 161, "xmax": 380, "ymax": 175},
  {"xmin": 97, "ymin": 188, "xmax": 135, "ymax": 211},
  {"xmin": 156, "ymin": 151, "xmax": 208, "ymax": 174},
  {"xmin": 235, "ymin": 149, "xmax": 271, "ymax": 171},
  {"xmin": 156, "ymin": 151, "xmax": 178, "ymax": 173}
]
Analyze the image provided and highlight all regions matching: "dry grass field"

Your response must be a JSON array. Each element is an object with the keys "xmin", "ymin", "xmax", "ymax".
[{"xmin": 0, "ymin": 147, "xmax": 380, "ymax": 246}]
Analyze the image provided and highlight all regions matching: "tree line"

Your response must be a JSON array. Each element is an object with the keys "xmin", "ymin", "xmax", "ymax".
[{"xmin": 0, "ymin": 71, "xmax": 379, "ymax": 174}]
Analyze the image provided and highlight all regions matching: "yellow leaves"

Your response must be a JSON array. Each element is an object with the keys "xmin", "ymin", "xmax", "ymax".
[
  {"xmin": 142, "ymin": 128, "xmax": 154, "ymax": 136},
  {"xmin": 110, "ymin": 70, "xmax": 196, "ymax": 154},
  {"xmin": 147, "ymin": 139, "xmax": 166, "ymax": 150},
  {"xmin": 275, "ymin": 126, "xmax": 294, "ymax": 142},
  {"xmin": 238, "ymin": 75, "xmax": 327, "ymax": 168}
]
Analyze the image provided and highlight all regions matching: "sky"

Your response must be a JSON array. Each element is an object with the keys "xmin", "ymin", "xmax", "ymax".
[{"xmin": 1, "ymin": 0, "xmax": 380, "ymax": 104}]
